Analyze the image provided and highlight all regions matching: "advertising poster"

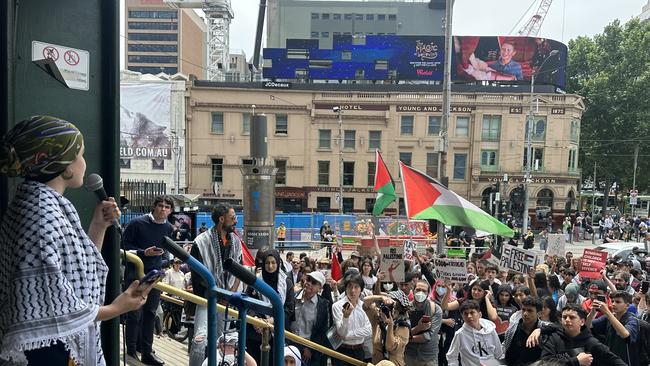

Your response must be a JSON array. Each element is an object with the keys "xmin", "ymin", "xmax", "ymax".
[
  {"xmin": 169, "ymin": 212, "xmax": 195, "ymax": 242},
  {"xmin": 434, "ymin": 258, "xmax": 468, "ymax": 283},
  {"xmin": 580, "ymin": 249, "xmax": 608, "ymax": 279},
  {"xmin": 120, "ymin": 83, "xmax": 172, "ymax": 160},
  {"xmin": 380, "ymin": 246, "xmax": 404, "ymax": 283},
  {"xmin": 546, "ymin": 234, "xmax": 566, "ymax": 257},
  {"xmin": 499, "ymin": 244, "xmax": 538, "ymax": 274},
  {"xmin": 452, "ymin": 36, "xmax": 567, "ymax": 88}
]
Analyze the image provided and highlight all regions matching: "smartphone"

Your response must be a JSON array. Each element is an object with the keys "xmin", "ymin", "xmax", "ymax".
[
  {"xmin": 596, "ymin": 294, "xmax": 607, "ymax": 303},
  {"xmin": 138, "ymin": 269, "xmax": 165, "ymax": 290},
  {"xmin": 343, "ymin": 302, "xmax": 351, "ymax": 311},
  {"xmin": 642, "ymin": 281, "xmax": 650, "ymax": 294},
  {"xmin": 421, "ymin": 315, "xmax": 431, "ymax": 323}
]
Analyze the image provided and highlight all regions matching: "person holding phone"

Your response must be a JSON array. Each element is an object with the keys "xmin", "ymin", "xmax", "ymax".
[
  {"xmin": 123, "ymin": 196, "xmax": 174, "ymax": 365},
  {"xmin": 331, "ymin": 274, "xmax": 372, "ymax": 366},
  {"xmin": 405, "ymin": 280, "xmax": 442, "ymax": 366},
  {"xmin": 362, "ymin": 290, "xmax": 412, "ymax": 366},
  {"xmin": 0, "ymin": 116, "xmax": 154, "ymax": 366}
]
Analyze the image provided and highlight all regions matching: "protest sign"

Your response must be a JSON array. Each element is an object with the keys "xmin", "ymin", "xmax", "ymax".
[
  {"xmin": 499, "ymin": 244, "xmax": 537, "ymax": 274},
  {"xmin": 434, "ymin": 257, "xmax": 468, "ymax": 283},
  {"xmin": 580, "ymin": 249, "xmax": 608, "ymax": 279},
  {"xmin": 380, "ymin": 245, "xmax": 404, "ymax": 283},
  {"xmin": 403, "ymin": 240, "xmax": 416, "ymax": 262},
  {"xmin": 546, "ymin": 234, "xmax": 565, "ymax": 257}
]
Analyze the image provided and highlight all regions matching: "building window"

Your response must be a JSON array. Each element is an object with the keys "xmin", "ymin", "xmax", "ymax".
[
  {"xmin": 366, "ymin": 14, "xmax": 374, "ymax": 20},
  {"xmin": 128, "ymin": 10, "xmax": 178, "ymax": 19},
  {"xmin": 242, "ymin": 113, "xmax": 251, "ymax": 134},
  {"xmin": 568, "ymin": 149, "xmax": 577, "ymax": 171},
  {"xmin": 318, "ymin": 161, "xmax": 329, "ymax": 185},
  {"xmin": 128, "ymin": 22, "xmax": 178, "ymax": 30},
  {"xmin": 378, "ymin": 14, "xmax": 386, "ymax": 21},
  {"xmin": 322, "ymin": 13, "xmax": 330, "ymax": 20},
  {"xmin": 570, "ymin": 120, "xmax": 579, "ymax": 142},
  {"xmin": 310, "ymin": 32, "xmax": 319, "ymax": 38},
  {"xmin": 318, "ymin": 129, "xmax": 331, "ymax": 149},
  {"xmin": 128, "ymin": 44, "xmax": 178, "ymax": 52},
  {"xmin": 129, "ymin": 66, "xmax": 177, "ymax": 74},
  {"xmin": 343, "ymin": 162, "xmax": 355, "ymax": 186},
  {"xmin": 524, "ymin": 148, "xmax": 545, "ymax": 171},
  {"xmin": 333, "ymin": 13, "xmax": 341, "ymax": 20},
  {"xmin": 211, "ymin": 158, "xmax": 223, "ymax": 183},
  {"xmin": 311, "ymin": 12, "xmax": 319, "ymax": 19},
  {"xmin": 344, "ymin": 13, "xmax": 353, "ymax": 20},
  {"xmin": 321, "ymin": 32, "xmax": 330, "ymax": 38},
  {"xmin": 152, "ymin": 159, "xmax": 164, "ymax": 170},
  {"xmin": 276, "ymin": 114, "xmax": 288, "ymax": 135},
  {"xmin": 529, "ymin": 116, "xmax": 546, "ymax": 142},
  {"xmin": 456, "ymin": 116, "xmax": 469, "ymax": 137},
  {"xmin": 453, "ymin": 154, "xmax": 467, "ymax": 180},
  {"xmin": 316, "ymin": 197, "xmax": 331, "ymax": 212},
  {"xmin": 388, "ymin": 14, "xmax": 397, "ymax": 20},
  {"xmin": 399, "ymin": 152, "xmax": 412, "ymax": 166},
  {"xmin": 369, "ymin": 130, "xmax": 381, "ymax": 149},
  {"xmin": 211, "ymin": 112, "xmax": 224, "ymax": 134},
  {"xmin": 120, "ymin": 158, "xmax": 131, "ymax": 169},
  {"xmin": 367, "ymin": 162, "xmax": 376, "ymax": 186},
  {"xmin": 481, "ymin": 115, "xmax": 501, "ymax": 141},
  {"xmin": 426, "ymin": 153, "xmax": 439, "ymax": 178},
  {"xmin": 344, "ymin": 130, "xmax": 355, "ymax": 149},
  {"xmin": 128, "ymin": 33, "xmax": 178, "ymax": 41},
  {"xmin": 355, "ymin": 14, "xmax": 364, "ymax": 20},
  {"xmin": 400, "ymin": 115, "xmax": 414, "ymax": 135},
  {"xmin": 365, "ymin": 198, "xmax": 375, "ymax": 213},
  {"xmin": 275, "ymin": 160, "xmax": 287, "ymax": 185},
  {"xmin": 480, "ymin": 150, "xmax": 498, "ymax": 170},
  {"xmin": 428, "ymin": 116, "xmax": 441, "ymax": 136},
  {"xmin": 343, "ymin": 197, "xmax": 354, "ymax": 213},
  {"xmin": 242, "ymin": 158, "xmax": 254, "ymax": 166}
]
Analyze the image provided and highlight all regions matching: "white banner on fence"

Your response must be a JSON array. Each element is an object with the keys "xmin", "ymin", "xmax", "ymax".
[
  {"xmin": 433, "ymin": 257, "xmax": 468, "ymax": 283},
  {"xmin": 546, "ymin": 234, "xmax": 566, "ymax": 257},
  {"xmin": 499, "ymin": 244, "xmax": 538, "ymax": 274},
  {"xmin": 380, "ymin": 246, "xmax": 405, "ymax": 283}
]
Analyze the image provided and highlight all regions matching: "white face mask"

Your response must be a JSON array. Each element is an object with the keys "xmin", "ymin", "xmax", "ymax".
[
  {"xmin": 414, "ymin": 291, "xmax": 427, "ymax": 303},
  {"xmin": 383, "ymin": 283, "xmax": 394, "ymax": 291}
]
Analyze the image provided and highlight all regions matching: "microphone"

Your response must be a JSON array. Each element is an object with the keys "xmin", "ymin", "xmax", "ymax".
[{"xmin": 85, "ymin": 173, "xmax": 123, "ymax": 235}]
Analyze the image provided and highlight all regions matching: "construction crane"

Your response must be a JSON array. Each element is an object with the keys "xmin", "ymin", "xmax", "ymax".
[
  {"xmin": 165, "ymin": 0, "xmax": 234, "ymax": 81},
  {"xmin": 518, "ymin": 0, "xmax": 553, "ymax": 37}
]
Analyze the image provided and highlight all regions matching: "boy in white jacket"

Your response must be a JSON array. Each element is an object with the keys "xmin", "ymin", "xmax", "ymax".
[{"xmin": 447, "ymin": 300, "xmax": 503, "ymax": 366}]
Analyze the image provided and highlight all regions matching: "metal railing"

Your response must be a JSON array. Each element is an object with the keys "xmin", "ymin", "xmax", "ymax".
[{"xmin": 122, "ymin": 251, "xmax": 369, "ymax": 366}]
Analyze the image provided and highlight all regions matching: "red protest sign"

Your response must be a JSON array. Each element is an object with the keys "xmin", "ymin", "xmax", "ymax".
[{"xmin": 579, "ymin": 249, "xmax": 608, "ymax": 279}]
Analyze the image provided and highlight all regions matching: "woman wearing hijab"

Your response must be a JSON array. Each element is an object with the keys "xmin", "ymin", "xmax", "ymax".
[
  {"xmin": 0, "ymin": 116, "xmax": 153, "ymax": 366},
  {"xmin": 246, "ymin": 249, "xmax": 295, "ymax": 361}
]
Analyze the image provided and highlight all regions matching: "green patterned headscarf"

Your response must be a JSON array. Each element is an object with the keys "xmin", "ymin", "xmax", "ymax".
[{"xmin": 0, "ymin": 115, "xmax": 84, "ymax": 181}]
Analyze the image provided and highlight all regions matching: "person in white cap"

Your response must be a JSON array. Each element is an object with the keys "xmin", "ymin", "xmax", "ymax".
[
  {"xmin": 200, "ymin": 332, "xmax": 257, "ymax": 366},
  {"xmin": 290, "ymin": 271, "xmax": 331, "ymax": 366}
]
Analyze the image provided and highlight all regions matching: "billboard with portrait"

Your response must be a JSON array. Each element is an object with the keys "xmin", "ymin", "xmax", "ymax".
[{"xmin": 452, "ymin": 36, "xmax": 567, "ymax": 88}]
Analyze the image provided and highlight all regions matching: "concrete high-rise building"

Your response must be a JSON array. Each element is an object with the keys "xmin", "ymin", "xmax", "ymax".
[
  {"xmin": 225, "ymin": 50, "xmax": 252, "ymax": 82},
  {"xmin": 267, "ymin": 0, "xmax": 446, "ymax": 49},
  {"xmin": 640, "ymin": 0, "xmax": 650, "ymax": 22},
  {"xmin": 125, "ymin": 0, "xmax": 207, "ymax": 78}
]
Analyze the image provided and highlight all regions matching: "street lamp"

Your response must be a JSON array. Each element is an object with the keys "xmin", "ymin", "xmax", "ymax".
[
  {"xmin": 522, "ymin": 50, "xmax": 559, "ymax": 236},
  {"xmin": 334, "ymin": 106, "xmax": 343, "ymax": 215}
]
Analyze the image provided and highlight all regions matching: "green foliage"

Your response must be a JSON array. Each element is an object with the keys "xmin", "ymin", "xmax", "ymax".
[{"xmin": 568, "ymin": 19, "xmax": 650, "ymax": 196}]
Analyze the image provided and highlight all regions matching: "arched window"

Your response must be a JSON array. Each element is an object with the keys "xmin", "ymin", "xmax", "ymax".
[{"xmin": 536, "ymin": 188, "xmax": 554, "ymax": 208}]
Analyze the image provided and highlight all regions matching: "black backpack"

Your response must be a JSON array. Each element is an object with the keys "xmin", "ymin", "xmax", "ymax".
[{"xmin": 637, "ymin": 317, "xmax": 650, "ymax": 365}]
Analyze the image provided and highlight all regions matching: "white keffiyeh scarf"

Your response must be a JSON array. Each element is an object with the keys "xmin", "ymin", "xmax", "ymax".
[{"xmin": 0, "ymin": 180, "xmax": 108, "ymax": 366}]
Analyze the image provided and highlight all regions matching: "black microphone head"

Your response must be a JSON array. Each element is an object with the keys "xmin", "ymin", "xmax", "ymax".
[{"xmin": 85, "ymin": 173, "xmax": 104, "ymax": 192}]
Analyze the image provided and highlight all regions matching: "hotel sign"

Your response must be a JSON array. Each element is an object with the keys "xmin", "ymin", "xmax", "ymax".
[
  {"xmin": 396, "ymin": 105, "xmax": 476, "ymax": 113},
  {"xmin": 314, "ymin": 103, "xmax": 389, "ymax": 111}
]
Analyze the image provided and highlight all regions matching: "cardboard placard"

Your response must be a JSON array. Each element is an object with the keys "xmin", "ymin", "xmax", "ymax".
[
  {"xmin": 403, "ymin": 240, "xmax": 416, "ymax": 262},
  {"xmin": 434, "ymin": 258, "xmax": 468, "ymax": 283},
  {"xmin": 580, "ymin": 249, "xmax": 608, "ymax": 279},
  {"xmin": 380, "ymin": 246, "xmax": 404, "ymax": 283},
  {"xmin": 499, "ymin": 244, "xmax": 538, "ymax": 274},
  {"xmin": 546, "ymin": 234, "xmax": 565, "ymax": 257}
]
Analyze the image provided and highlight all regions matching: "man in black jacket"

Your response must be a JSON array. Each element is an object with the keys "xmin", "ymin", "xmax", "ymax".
[
  {"xmin": 290, "ymin": 271, "xmax": 331, "ymax": 366},
  {"xmin": 535, "ymin": 304, "xmax": 626, "ymax": 366}
]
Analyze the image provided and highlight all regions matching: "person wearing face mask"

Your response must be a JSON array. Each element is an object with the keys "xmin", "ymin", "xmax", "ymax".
[{"xmin": 405, "ymin": 280, "xmax": 442, "ymax": 366}]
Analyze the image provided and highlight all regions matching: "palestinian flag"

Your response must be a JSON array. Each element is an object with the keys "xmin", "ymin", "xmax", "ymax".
[
  {"xmin": 399, "ymin": 162, "xmax": 514, "ymax": 237},
  {"xmin": 373, "ymin": 149, "xmax": 396, "ymax": 216}
]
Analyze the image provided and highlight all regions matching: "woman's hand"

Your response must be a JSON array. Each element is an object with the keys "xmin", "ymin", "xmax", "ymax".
[
  {"xmin": 91, "ymin": 197, "xmax": 120, "ymax": 230},
  {"xmin": 114, "ymin": 280, "xmax": 152, "ymax": 313}
]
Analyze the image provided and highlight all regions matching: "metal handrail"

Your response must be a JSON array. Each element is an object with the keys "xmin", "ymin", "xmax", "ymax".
[{"xmin": 122, "ymin": 251, "xmax": 369, "ymax": 366}]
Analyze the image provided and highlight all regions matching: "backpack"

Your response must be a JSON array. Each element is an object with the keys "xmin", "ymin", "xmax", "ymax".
[{"xmin": 637, "ymin": 317, "xmax": 650, "ymax": 365}]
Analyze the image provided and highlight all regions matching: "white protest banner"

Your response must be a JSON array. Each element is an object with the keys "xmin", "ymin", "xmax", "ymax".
[
  {"xmin": 433, "ymin": 257, "xmax": 467, "ymax": 283},
  {"xmin": 499, "ymin": 244, "xmax": 537, "ymax": 274},
  {"xmin": 546, "ymin": 234, "xmax": 565, "ymax": 257},
  {"xmin": 380, "ymin": 246, "xmax": 404, "ymax": 283},
  {"xmin": 403, "ymin": 240, "xmax": 416, "ymax": 262}
]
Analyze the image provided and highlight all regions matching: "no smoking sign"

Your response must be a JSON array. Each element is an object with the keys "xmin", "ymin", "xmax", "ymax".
[{"xmin": 32, "ymin": 40, "xmax": 90, "ymax": 91}]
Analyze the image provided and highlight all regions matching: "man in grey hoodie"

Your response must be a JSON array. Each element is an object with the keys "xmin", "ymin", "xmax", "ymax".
[{"xmin": 447, "ymin": 300, "xmax": 502, "ymax": 366}]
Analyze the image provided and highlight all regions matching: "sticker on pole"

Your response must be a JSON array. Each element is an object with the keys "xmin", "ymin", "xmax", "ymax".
[{"xmin": 32, "ymin": 41, "xmax": 89, "ymax": 91}]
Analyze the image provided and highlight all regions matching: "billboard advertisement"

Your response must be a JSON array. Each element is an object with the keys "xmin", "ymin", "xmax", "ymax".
[
  {"xmin": 452, "ymin": 36, "xmax": 567, "ymax": 88},
  {"xmin": 120, "ymin": 83, "xmax": 172, "ymax": 159},
  {"xmin": 263, "ymin": 35, "xmax": 567, "ymax": 88},
  {"xmin": 263, "ymin": 35, "xmax": 444, "ymax": 81}
]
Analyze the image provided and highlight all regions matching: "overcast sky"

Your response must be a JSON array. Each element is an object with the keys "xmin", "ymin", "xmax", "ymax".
[{"xmin": 120, "ymin": 0, "xmax": 647, "ymax": 67}]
